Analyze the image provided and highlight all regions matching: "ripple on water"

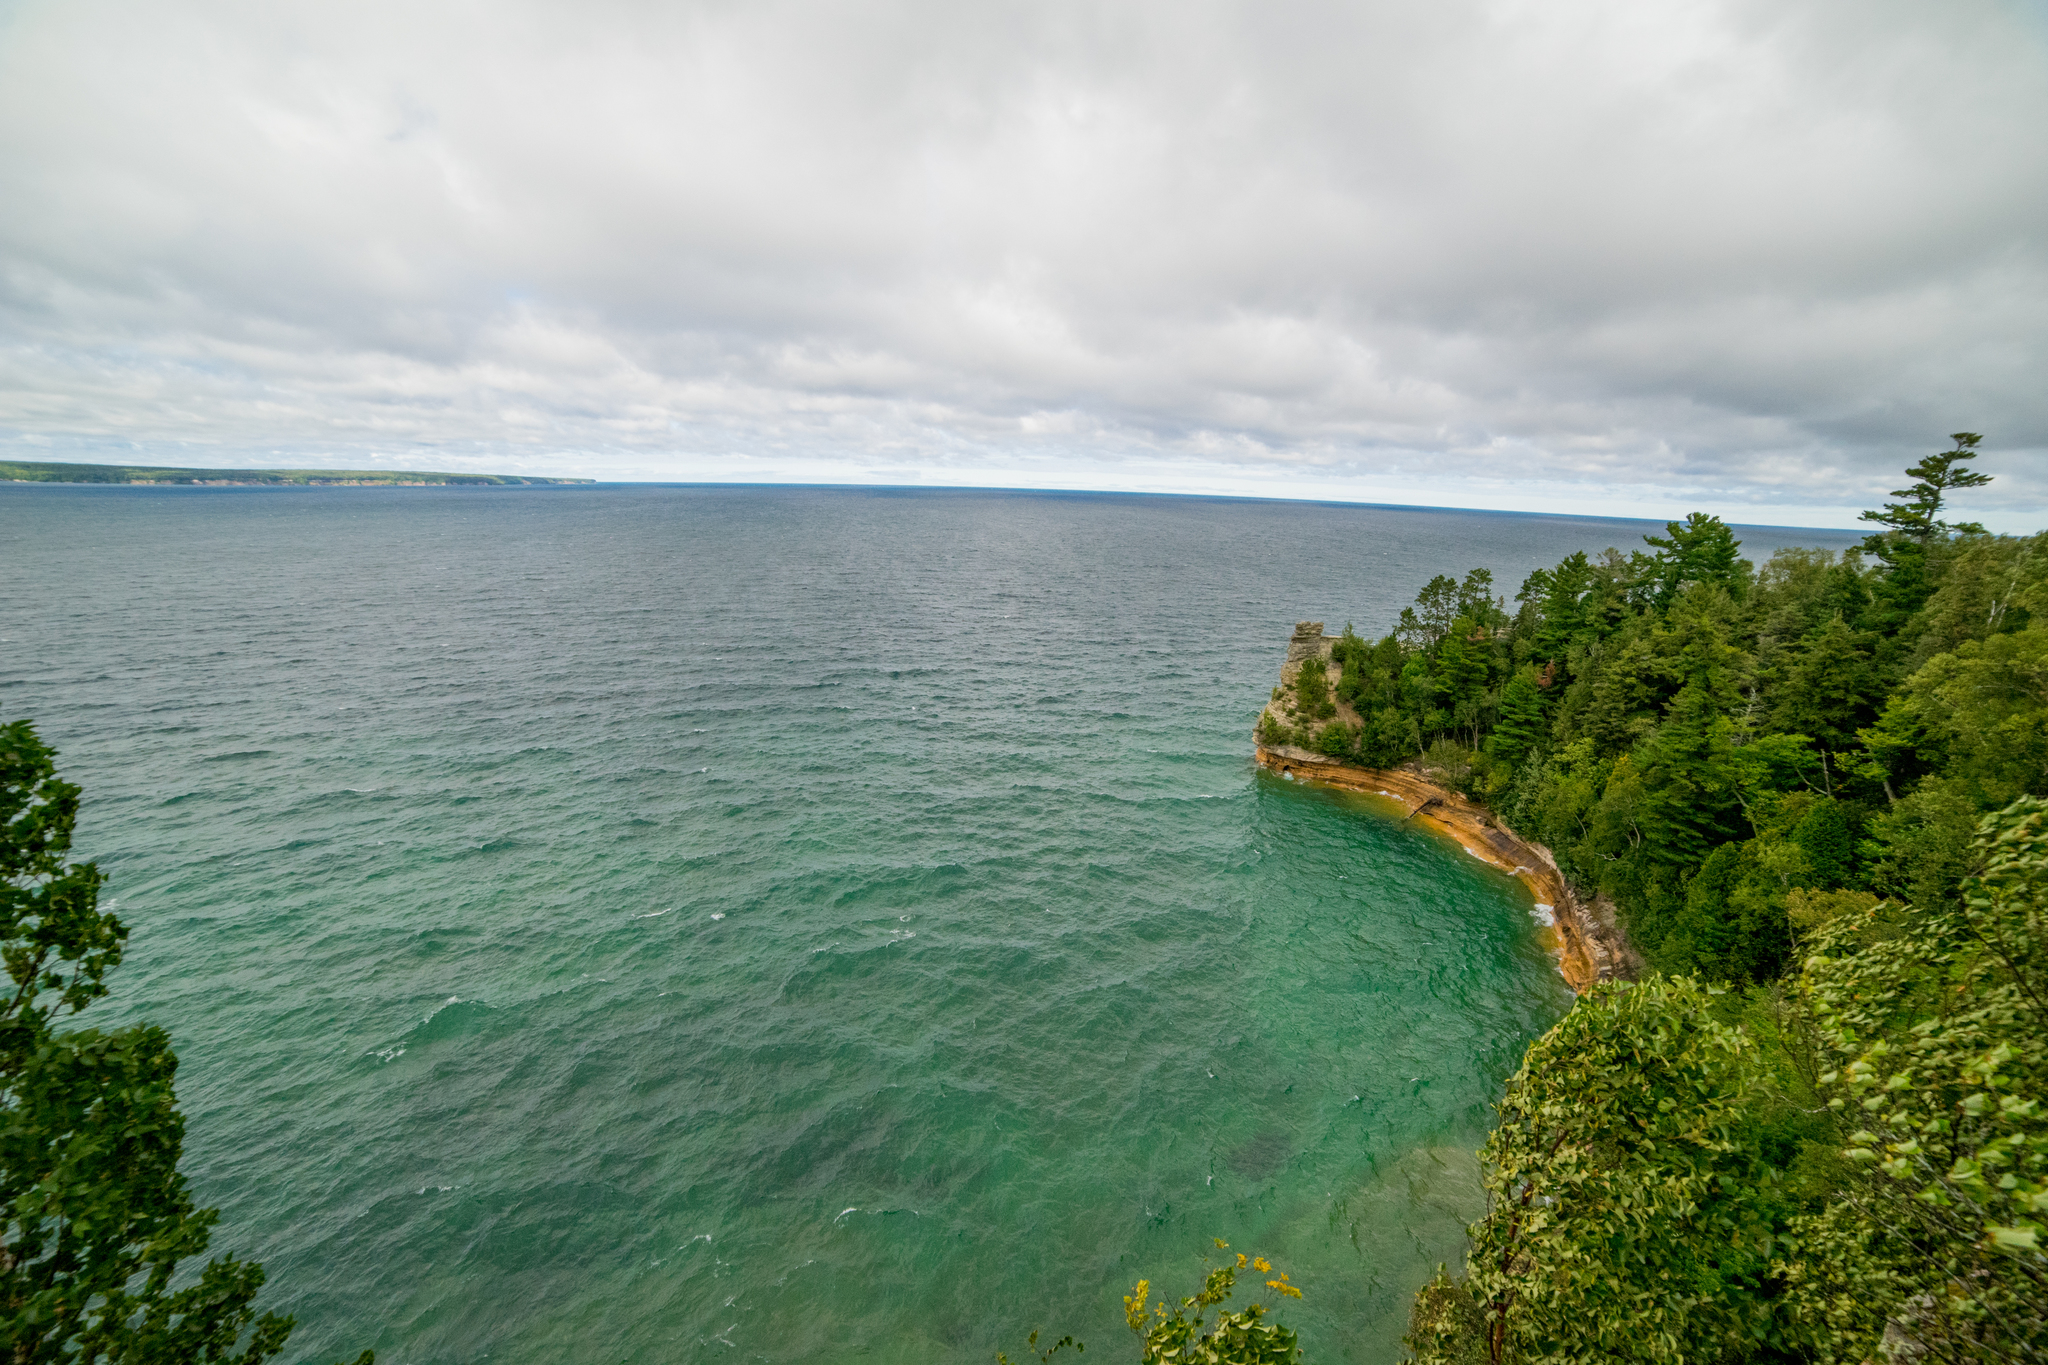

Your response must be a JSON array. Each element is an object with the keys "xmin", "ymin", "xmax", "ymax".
[{"xmin": 0, "ymin": 484, "xmax": 1867, "ymax": 1362}]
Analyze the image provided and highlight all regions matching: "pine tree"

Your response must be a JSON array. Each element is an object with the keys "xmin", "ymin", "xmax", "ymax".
[
  {"xmin": 1489, "ymin": 669, "xmax": 1547, "ymax": 768},
  {"xmin": 1771, "ymin": 616, "xmax": 1874, "ymax": 767},
  {"xmin": 1643, "ymin": 513, "xmax": 1746, "ymax": 606},
  {"xmin": 1532, "ymin": 552, "xmax": 1594, "ymax": 667},
  {"xmin": 1860, "ymin": 434, "xmax": 1994, "ymax": 646},
  {"xmin": 1793, "ymin": 800, "xmax": 1853, "ymax": 889},
  {"xmin": 1859, "ymin": 433, "xmax": 1992, "ymax": 541},
  {"xmin": 1634, "ymin": 682, "xmax": 1739, "ymax": 867}
]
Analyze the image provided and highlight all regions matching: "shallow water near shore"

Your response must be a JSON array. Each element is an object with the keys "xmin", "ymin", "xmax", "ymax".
[{"xmin": 0, "ymin": 485, "xmax": 1855, "ymax": 1363}]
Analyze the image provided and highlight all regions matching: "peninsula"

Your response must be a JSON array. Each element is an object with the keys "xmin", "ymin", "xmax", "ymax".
[
  {"xmin": 1254, "ymin": 620, "xmax": 1636, "ymax": 991},
  {"xmin": 1259, "ymin": 437, "xmax": 2046, "ymax": 1362},
  {"xmin": 1, "ymin": 458, "xmax": 592, "ymax": 486}
]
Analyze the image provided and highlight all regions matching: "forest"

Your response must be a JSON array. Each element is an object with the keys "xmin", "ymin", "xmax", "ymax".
[
  {"xmin": 1260, "ymin": 433, "xmax": 2040, "ymax": 986},
  {"xmin": 1259, "ymin": 435, "xmax": 2046, "ymax": 1363}
]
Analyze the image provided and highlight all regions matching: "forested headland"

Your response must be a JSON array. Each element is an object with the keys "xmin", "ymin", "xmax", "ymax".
[
  {"xmin": 1261, "ymin": 434, "xmax": 2036, "ymax": 987},
  {"xmin": 1256, "ymin": 436, "xmax": 2045, "ymax": 1361}
]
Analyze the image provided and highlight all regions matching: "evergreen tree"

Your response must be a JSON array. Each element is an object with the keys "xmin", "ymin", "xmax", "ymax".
[
  {"xmin": 1859, "ymin": 434, "xmax": 1994, "ymax": 645},
  {"xmin": 1644, "ymin": 512, "xmax": 1746, "ymax": 606},
  {"xmin": 1532, "ymin": 552, "xmax": 1594, "ymax": 667},
  {"xmin": 1489, "ymin": 669, "xmax": 1547, "ymax": 768},
  {"xmin": 1455, "ymin": 568, "xmax": 1501, "ymax": 630},
  {"xmin": 1400, "ymin": 575, "xmax": 1460, "ymax": 649},
  {"xmin": 1434, "ymin": 616, "xmax": 1489, "ymax": 708},
  {"xmin": 1632, "ymin": 681, "xmax": 1739, "ymax": 867},
  {"xmin": 0, "ymin": 722, "xmax": 370, "ymax": 1365},
  {"xmin": 1791, "ymin": 799, "xmax": 1852, "ymax": 889},
  {"xmin": 1859, "ymin": 432, "xmax": 1992, "ymax": 541},
  {"xmin": 1770, "ymin": 616, "xmax": 1874, "ymax": 771}
]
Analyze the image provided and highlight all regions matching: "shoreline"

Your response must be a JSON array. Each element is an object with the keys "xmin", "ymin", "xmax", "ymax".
[{"xmin": 1252, "ymin": 743, "xmax": 1637, "ymax": 992}]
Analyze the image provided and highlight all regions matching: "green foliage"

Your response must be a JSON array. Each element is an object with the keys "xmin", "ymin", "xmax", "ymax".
[
  {"xmin": 1411, "ymin": 796, "xmax": 2048, "ymax": 1364},
  {"xmin": 1790, "ymin": 800, "xmax": 1852, "ymax": 889},
  {"xmin": 1287, "ymin": 440, "xmax": 2029, "ymax": 992},
  {"xmin": 1770, "ymin": 617, "xmax": 1875, "ymax": 764},
  {"xmin": 1787, "ymin": 796, "xmax": 2048, "ymax": 1358},
  {"xmin": 1644, "ymin": 511, "xmax": 1747, "ymax": 606},
  {"xmin": 1631, "ymin": 682, "xmax": 1740, "ymax": 867},
  {"xmin": 1910, "ymin": 531, "xmax": 2047, "ymax": 663},
  {"xmin": 1856, "ymin": 436, "xmax": 1993, "ymax": 644},
  {"xmin": 1122, "ymin": 1243, "xmax": 1302, "ymax": 1365},
  {"xmin": 1313, "ymin": 721, "xmax": 1358, "ymax": 758},
  {"xmin": 1405, "ymin": 1268, "xmax": 1485, "ymax": 1365},
  {"xmin": 0, "ymin": 721, "xmax": 369, "ymax": 1365},
  {"xmin": 1401, "ymin": 575, "xmax": 1463, "ymax": 650},
  {"xmin": 1859, "ymin": 433, "xmax": 1992, "ymax": 542},
  {"xmin": 0, "ymin": 727, "xmax": 121, "ymax": 1047},
  {"xmin": 1488, "ymin": 670, "xmax": 1546, "ymax": 770},
  {"xmin": 1292, "ymin": 656, "xmax": 1337, "ymax": 722},
  {"xmin": 1373, "ymin": 441, "xmax": 2048, "ymax": 1361},
  {"xmin": 1881, "ymin": 621, "xmax": 2048, "ymax": 798},
  {"xmin": 1421, "ymin": 740, "xmax": 1477, "ymax": 796},
  {"xmin": 1002, "ymin": 1241, "xmax": 1305, "ymax": 1365},
  {"xmin": 1654, "ymin": 839, "xmax": 1793, "ymax": 983},
  {"xmin": 1361, "ymin": 708, "xmax": 1422, "ymax": 768},
  {"xmin": 1453, "ymin": 976, "xmax": 1792, "ymax": 1364}
]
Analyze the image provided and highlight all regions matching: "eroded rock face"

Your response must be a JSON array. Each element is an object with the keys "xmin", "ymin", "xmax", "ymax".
[
  {"xmin": 1253, "ymin": 628, "xmax": 1638, "ymax": 993},
  {"xmin": 1285, "ymin": 622, "xmax": 1334, "ymax": 664}
]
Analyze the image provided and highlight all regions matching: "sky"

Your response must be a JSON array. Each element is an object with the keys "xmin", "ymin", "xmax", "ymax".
[{"xmin": 1, "ymin": 0, "xmax": 2044, "ymax": 528}]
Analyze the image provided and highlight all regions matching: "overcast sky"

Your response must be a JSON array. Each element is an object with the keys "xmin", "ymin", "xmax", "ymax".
[{"xmin": 2, "ymin": 0, "xmax": 2043, "ymax": 526}]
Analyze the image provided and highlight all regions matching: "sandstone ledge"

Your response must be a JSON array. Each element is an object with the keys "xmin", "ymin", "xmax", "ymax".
[{"xmin": 1252, "ymin": 743, "xmax": 1639, "ymax": 993}]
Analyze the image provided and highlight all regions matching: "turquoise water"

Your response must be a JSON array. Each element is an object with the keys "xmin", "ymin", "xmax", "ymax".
[{"xmin": 0, "ymin": 487, "xmax": 1855, "ymax": 1363}]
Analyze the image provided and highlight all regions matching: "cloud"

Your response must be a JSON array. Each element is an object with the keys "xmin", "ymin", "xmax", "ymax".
[{"xmin": 1, "ymin": 0, "xmax": 2044, "ymax": 524}]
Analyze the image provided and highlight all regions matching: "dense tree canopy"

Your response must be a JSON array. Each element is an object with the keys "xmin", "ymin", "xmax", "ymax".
[
  {"xmin": 1264, "ymin": 435, "xmax": 2038, "ymax": 987},
  {"xmin": 1410, "ymin": 798, "xmax": 2047, "ymax": 1364},
  {"xmin": 1377, "ymin": 439, "xmax": 2045, "ymax": 1362}
]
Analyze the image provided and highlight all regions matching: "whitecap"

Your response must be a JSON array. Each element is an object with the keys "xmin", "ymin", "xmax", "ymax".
[
  {"xmin": 709, "ymin": 912, "xmax": 726, "ymax": 920},
  {"xmin": 834, "ymin": 1207, "xmax": 858, "ymax": 1223},
  {"xmin": 1530, "ymin": 903, "xmax": 1556, "ymax": 926},
  {"xmin": 633, "ymin": 908, "xmax": 672, "ymax": 920}
]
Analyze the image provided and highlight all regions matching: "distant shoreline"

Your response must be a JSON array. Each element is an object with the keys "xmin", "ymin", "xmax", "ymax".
[{"xmin": 1, "ymin": 458, "xmax": 591, "ymax": 487}]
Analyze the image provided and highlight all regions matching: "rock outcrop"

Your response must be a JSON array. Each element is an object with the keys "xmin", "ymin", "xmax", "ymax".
[
  {"xmin": 1255, "ymin": 628, "xmax": 1638, "ymax": 993},
  {"xmin": 1285, "ymin": 620, "xmax": 1335, "ymax": 664}
]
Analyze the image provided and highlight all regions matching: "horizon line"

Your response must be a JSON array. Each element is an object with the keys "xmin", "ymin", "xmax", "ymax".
[{"xmin": 7, "ymin": 469, "xmax": 1881, "ymax": 536}]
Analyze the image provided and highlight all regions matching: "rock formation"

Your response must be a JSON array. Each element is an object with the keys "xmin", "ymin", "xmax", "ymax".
[{"xmin": 1253, "ymin": 625, "xmax": 1638, "ymax": 992}]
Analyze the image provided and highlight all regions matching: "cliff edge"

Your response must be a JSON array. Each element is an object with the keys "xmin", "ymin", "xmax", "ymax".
[{"xmin": 1254, "ymin": 623, "xmax": 1639, "ymax": 993}]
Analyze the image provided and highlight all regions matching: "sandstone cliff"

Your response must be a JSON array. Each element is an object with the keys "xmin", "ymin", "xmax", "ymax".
[{"xmin": 1255, "ymin": 624, "xmax": 1639, "ymax": 993}]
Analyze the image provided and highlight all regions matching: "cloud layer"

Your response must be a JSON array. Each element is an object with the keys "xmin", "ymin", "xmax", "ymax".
[{"xmin": 3, "ymin": 0, "xmax": 2045, "ymax": 523}]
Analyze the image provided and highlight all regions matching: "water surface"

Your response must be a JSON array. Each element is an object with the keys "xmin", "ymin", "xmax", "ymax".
[{"xmin": 0, "ymin": 486, "xmax": 1855, "ymax": 1363}]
